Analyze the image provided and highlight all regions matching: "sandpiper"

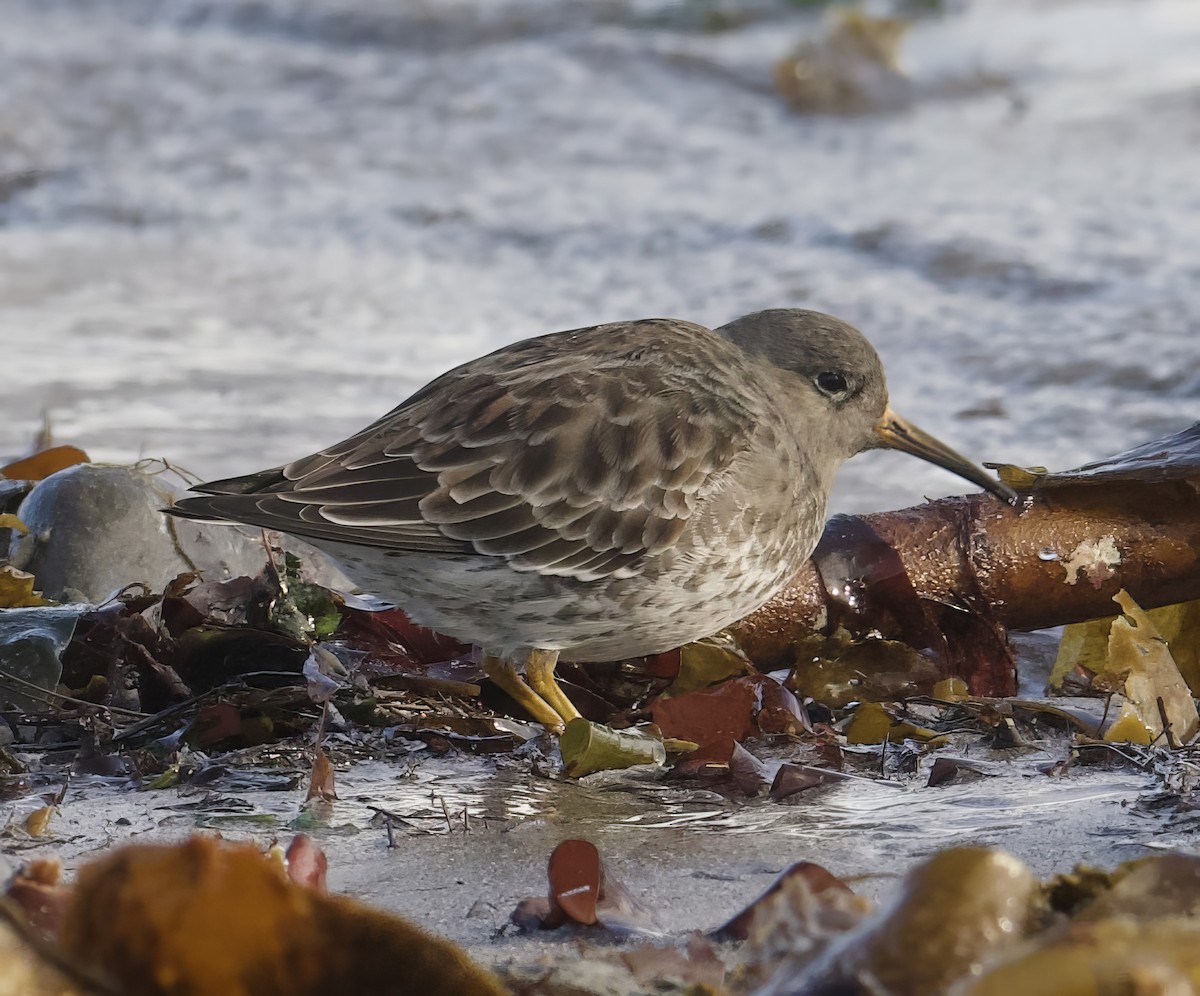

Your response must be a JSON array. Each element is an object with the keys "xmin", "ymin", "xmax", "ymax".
[{"xmin": 167, "ymin": 309, "xmax": 1014, "ymax": 730}]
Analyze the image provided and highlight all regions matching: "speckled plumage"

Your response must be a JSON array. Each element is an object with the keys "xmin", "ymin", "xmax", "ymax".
[{"xmin": 168, "ymin": 309, "xmax": 1010, "ymax": 724}]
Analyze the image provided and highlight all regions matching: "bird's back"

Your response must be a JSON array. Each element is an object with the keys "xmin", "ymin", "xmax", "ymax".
[{"xmin": 170, "ymin": 318, "xmax": 773, "ymax": 579}]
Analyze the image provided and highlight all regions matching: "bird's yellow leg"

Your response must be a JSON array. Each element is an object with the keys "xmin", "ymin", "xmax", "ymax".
[
  {"xmin": 525, "ymin": 648, "xmax": 582, "ymax": 725},
  {"xmin": 481, "ymin": 653, "xmax": 566, "ymax": 732}
]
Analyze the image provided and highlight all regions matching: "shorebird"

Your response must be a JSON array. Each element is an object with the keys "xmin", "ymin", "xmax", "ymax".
[{"xmin": 167, "ymin": 309, "xmax": 1013, "ymax": 730}]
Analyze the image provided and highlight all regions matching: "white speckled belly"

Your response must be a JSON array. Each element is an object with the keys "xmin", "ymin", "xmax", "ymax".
[{"xmin": 314, "ymin": 485, "xmax": 824, "ymax": 661}]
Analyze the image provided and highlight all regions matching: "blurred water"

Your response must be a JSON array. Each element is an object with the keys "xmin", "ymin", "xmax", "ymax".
[{"xmin": 1, "ymin": 0, "xmax": 1198, "ymax": 513}]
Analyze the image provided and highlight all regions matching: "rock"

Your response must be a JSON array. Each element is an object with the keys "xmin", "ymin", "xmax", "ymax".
[{"xmin": 8, "ymin": 464, "xmax": 355, "ymax": 604}]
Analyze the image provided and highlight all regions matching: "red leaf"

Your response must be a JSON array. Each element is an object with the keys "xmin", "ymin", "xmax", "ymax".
[
  {"xmin": 511, "ymin": 839, "xmax": 660, "ymax": 936},
  {"xmin": 285, "ymin": 834, "xmax": 328, "ymax": 892},
  {"xmin": 644, "ymin": 649, "xmax": 681, "ymax": 679},
  {"xmin": 548, "ymin": 839, "xmax": 601, "ymax": 926},
  {"xmin": 161, "ymin": 576, "xmax": 258, "ymax": 636},
  {"xmin": 769, "ymin": 763, "xmax": 836, "ymax": 801},
  {"xmin": 651, "ymin": 677, "xmax": 759, "ymax": 750},
  {"xmin": 186, "ymin": 702, "xmax": 244, "ymax": 746},
  {"xmin": 757, "ymin": 679, "xmax": 810, "ymax": 735},
  {"xmin": 335, "ymin": 606, "xmax": 469, "ymax": 667},
  {"xmin": 306, "ymin": 745, "xmax": 337, "ymax": 802}
]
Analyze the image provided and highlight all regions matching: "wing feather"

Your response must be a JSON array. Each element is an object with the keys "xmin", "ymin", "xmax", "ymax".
[{"xmin": 169, "ymin": 319, "xmax": 761, "ymax": 580}]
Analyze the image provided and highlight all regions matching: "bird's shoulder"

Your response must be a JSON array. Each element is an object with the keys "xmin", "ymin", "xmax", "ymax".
[
  {"xmin": 402, "ymin": 317, "xmax": 754, "ymax": 421},
  {"xmin": 297, "ymin": 317, "xmax": 762, "ymax": 485}
]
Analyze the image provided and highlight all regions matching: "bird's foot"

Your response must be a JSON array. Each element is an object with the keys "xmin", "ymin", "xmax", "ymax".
[
  {"xmin": 525, "ymin": 648, "xmax": 582, "ymax": 725},
  {"xmin": 481, "ymin": 652, "xmax": 576, "ymax": 733}
]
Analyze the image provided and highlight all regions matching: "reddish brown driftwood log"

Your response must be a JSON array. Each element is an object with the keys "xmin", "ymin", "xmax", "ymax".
[{"xmin": 733, "ymin": 424, "xmax": 1200, "ymax": 676}]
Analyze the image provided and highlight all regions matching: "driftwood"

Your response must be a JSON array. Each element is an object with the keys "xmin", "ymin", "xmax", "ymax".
[{"xmin": 731, "ymin": 423, "xmax": 1200, "ymax": 691}]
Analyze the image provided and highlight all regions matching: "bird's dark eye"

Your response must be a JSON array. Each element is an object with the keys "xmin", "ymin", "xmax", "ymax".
[{"xmin": 815, "ymin": 371, "xmax": 849, "ymax": 396}]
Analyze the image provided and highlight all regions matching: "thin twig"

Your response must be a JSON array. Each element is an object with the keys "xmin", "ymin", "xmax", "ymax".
[
  {"xmin": 112, "ymin": 684, "xmax": 236, "ymax": 742},
  {"xmin": 0, "ymin": 668, "xmax": 146, "ymax": 719},
  {"xmin": 1156, "ymin": 696, "xmax": 1178, "ymax": 750},
  {"xmin": 53, "ymin": 773, "xmax": 72, "ymax": 807},
  {"xmin": 315, "ymin": 701, "xmax": 329, "ymax": 746},
  {"xmin": 364, "ymin": 804, "xmax": 437, "ymax": 835}
]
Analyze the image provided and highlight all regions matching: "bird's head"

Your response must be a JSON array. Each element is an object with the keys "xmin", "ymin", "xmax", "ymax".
[{"xmin": 717, "ymin": 308, "xmax": 1015, "ymax": 503}]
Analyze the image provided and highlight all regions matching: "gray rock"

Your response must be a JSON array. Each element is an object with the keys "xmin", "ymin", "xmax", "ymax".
[{"xmin": 8, "ymin": 463, "xmax": 356, "ymax": 603}]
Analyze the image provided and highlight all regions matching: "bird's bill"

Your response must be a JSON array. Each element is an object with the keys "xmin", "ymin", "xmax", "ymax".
[{"xmin": 873, "ymin": 408, "xmax": 1017, "ymax": 503}]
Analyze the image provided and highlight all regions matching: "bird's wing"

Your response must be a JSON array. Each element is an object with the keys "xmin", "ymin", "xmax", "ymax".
[{"xmin": 171, "ymin": 320, "xmax": 759, "ymax": 581}]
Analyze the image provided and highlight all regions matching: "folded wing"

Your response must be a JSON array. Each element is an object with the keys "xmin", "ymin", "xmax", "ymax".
[{"xmin": 170, "ymin": 320, "xmax": 757, "ymax": 581}]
